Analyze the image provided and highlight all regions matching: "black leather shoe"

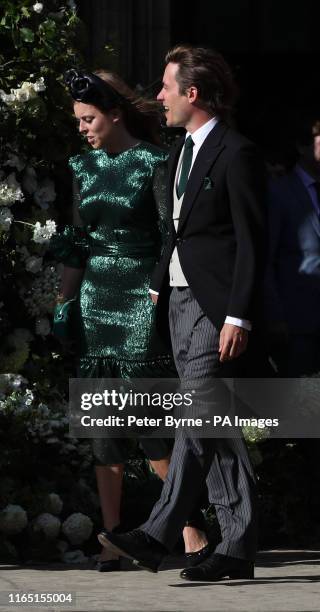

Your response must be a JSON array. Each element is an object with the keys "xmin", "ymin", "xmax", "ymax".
[
  {"xmin": 185, "ymin": 543, "xmax": 213, "ymax": 568},
  {"xmin": 180, "ymin": 553, "xmax": 254, "ymax": 581},
  {"xmin": 97, "ymin": 529, "xmax": 166, "ymax": 573}
]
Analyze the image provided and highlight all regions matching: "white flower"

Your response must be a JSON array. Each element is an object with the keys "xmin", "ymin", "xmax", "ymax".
[
  {"xmin": 15, "ymin": 82, "xmax": 36, "ymax": 104},
  {"xmin": 33, "ymin": 2, "xmax": 43, "ymax": 13},
  {"xmin": 0, "ymin": 90, "xmax": 15, "ymax": 104},
  {"xmin": 33, "ymin": 513, "xmax": 61, "ymax": 539},
  {"xmin": 63, "ymin": 550, "xmax": 88, "ymax": 564},
  {"xmin": 24, "ymin": 389, "xmax": 34, "ymax": 406},
  {"xmin": 0, "ymin": 206, "xmax": 13, "ymax": 231},
  {"xmin": 0, "ymin": 174, "xmax": 24, "ymax": 207},
  {"xmin": 62, "ymin": 513, "xmax": 93, "ymax": 545},
  {"xmin": 0, "ymin": 373, "xmax": 28, "ymax": 393},
  {"xmin": 22, "ymin": 166, "xmax": 38, "ymax": 194},
  {"xmin": 46, "ymin": 493, "xmax": 63, "ymax": 516},
  {"xmin": 0, "ymin": 504, "xmax": 28, "ymax": 535},
  {"xmin": 25, "ymin": 255, "xmax": 43, "ymax": 274},
  {"xmin": 35, "ymin": 317, "xmax": 51, "ymax": 336},
  {"xmin": 0, "ymin": 79, "xmax": 45, "ymax": 111},
  {"xmin": 32, "ymin": 219, "xmax": 57, "ymax": 244},
  {"xmin": 34, "ymin": 77, "xmax": 46, "ymax": 92},
  {"xmin": 34, "ymin": 178, "xmax": 56, "ymax": 209}
]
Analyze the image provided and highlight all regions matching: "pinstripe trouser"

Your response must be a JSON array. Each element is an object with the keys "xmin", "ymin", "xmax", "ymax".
[{"xmin": 141, "ymin": 287, "xmax": 258, "ymax": 560}]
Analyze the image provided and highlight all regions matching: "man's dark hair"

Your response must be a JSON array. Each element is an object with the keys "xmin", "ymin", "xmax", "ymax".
[{"xmin": 165, "ymin": 45, "xmax": 237, "ymax": 118}]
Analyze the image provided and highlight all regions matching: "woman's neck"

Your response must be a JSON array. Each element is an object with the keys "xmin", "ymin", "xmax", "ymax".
[{"xmin": 102, "ymin": 128, "xmax": 140, "ymax": 154}]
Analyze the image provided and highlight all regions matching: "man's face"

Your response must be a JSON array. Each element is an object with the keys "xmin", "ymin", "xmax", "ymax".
[{"xmin": 157, "ymin": 62, "xmax": 192, "ymax": 128}]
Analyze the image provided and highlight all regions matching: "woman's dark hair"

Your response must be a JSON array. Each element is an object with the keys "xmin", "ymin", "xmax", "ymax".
[
  {"xmin": 165, "ymin": 45, "xmax": 237, "ymax": 119},
  {"xmin": 93, "ymin": 70, "xmax": 162, "ymax": 145}
]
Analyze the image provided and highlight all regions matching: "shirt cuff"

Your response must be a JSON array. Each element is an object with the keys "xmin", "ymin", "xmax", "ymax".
[
  {"xmin": 225, "ymin": 316, "xmax": 252, "ymax": 331},
  {"xmin": 149, "ymin": 289, "xmax": 159, "ymax": 296}
]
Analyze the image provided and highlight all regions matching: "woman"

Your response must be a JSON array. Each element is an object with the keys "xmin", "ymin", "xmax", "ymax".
[{"xmin": 51, "ymin": 69, "xmax": 208, "ymax": 570}]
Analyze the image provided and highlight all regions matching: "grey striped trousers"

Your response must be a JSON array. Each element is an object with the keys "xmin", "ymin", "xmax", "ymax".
[{"xmin": 141, "ymin": 287, "xmax": 258, "ymax": 560}]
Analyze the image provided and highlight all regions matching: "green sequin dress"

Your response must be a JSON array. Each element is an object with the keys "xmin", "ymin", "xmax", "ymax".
[{"xmin": 51, "ymin": 142, "xmax": 175, "ymax": 463}]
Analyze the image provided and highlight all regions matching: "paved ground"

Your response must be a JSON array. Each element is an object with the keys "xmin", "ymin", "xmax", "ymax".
[{"xmin": 1, "ymin": 550, "xmax": 320, "ymax": 612}]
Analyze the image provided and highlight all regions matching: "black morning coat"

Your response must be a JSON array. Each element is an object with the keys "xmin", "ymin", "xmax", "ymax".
[{"xmin": 152, "ymin": 120, "xmax": 267, "ymax": 336}]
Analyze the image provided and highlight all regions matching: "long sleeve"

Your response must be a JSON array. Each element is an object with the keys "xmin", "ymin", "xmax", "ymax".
[{"xmin": 49, "ymin": 178, "xmax": 90, "ymax": 269}]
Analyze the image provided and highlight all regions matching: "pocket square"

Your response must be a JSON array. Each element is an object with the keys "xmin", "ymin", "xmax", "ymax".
[{"xmin": 203, "ymin": 177, "xmax": 214, "ymax": 190}]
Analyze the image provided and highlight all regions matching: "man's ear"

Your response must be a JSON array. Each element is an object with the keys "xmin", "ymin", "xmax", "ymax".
[{"xmin": 187, "ymin": 86, "xmax": 198, "ymax": 104}]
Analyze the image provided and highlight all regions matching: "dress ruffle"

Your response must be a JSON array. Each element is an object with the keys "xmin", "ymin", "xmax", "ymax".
[{"xmin": 78, "ymin": 354, "xmax": 176, "ymax": 378}]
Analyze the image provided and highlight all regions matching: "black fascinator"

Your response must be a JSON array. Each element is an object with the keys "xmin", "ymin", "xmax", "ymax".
[{"xmin": 64, "ymin": 68, "xmax": 124, "ymax": 110}]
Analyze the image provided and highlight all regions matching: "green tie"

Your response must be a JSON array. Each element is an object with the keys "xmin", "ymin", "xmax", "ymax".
[{"xmin": 176, "ymin": 135, "xmax": 194, "ymax": 198}]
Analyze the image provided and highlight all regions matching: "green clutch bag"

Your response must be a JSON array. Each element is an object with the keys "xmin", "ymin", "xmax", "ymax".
[{"xmin": 53, "ymin": 298, "xmax": 77, "ymax": 340}]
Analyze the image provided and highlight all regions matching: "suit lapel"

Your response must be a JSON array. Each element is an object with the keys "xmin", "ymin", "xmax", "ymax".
[
  {"xmin": 290, "ymin": 171, "xmax": 320, "ymax": 237},
  {"xmin": 178, "ymin": 121, "xmax": 228, "ymax": 232}
]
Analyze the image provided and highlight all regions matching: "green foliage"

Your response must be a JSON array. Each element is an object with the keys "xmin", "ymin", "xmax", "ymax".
[{"xmin": 0, "ymin": 0, "xmax": 87, "ymax": 376}]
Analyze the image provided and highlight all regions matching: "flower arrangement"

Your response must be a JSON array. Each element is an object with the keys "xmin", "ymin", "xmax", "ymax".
[
  {"xmin": 0, "ymin": 0, "xmax": 86, "ymax": 373},
  {"xmin": 0, "ymin": 1, "xmax": 103, "ymax": 564}
]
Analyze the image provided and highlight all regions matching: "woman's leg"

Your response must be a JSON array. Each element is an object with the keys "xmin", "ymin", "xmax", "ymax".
[
  {"xmin": 96, "ymin": 464, "xmax": 124, "ymax": 560},
  {"xmin": 149, "ymin": 456, "xmax": 208, "ymax": 553}
]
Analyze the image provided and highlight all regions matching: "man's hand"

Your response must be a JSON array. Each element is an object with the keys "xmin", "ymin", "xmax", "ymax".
[
  {"xmin": 219, "ymin": 323, "xmax": 248, "ymax": 362},
  {"xmin": 150, "ymin": 293, "xmax": 158, "ymax": 305}
]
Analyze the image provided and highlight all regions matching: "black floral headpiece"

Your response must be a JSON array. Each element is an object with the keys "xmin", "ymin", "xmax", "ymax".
[{"xmin": 64, "ymin": 68, "xmax": 124, "ymax": 110}]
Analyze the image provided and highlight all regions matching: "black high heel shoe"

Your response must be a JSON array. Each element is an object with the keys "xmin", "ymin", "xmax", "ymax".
[
  {"xmin": 96, "ymin": 525, "xmax": 122, "ymax": 572},
  {"xmin": 184, "ymin": 510, "xmax": 212, "ymax": 567},
  {"xmin": 184, "ymin": 543, "xmax": 213, "ymax": 567}
]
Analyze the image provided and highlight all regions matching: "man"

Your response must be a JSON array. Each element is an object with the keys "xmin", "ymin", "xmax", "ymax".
[
  {"xmin": 99, "ymin": 45, "xmax": 266, "ymax": 581},
  {"xmin": 265, "ymin": 111, "xmax": 320, "ymax": 376}
]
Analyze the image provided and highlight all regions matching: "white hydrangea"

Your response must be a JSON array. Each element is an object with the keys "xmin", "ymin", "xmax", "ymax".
[
  {"xmin": 33, "ymin": 3, "xmax": 43, "ymax": 14},
  {"xmin": 33, "ymin": 77, "xmax": 46, "ymax": 92},
  {"xmin": 21, "ymin": 265, "xmax": 61, "ymax": 316},
  {"xmin": 32, "ymin": 220, "xmax": 57, "ymax": 244},
  {"xmin": 34, "ymin": 178, "xmax": 56, "ymax": 209},
  {"xmin": 0, "ymin": 206, "xmax": 13, "ymax": 231},
  {"xmin": 46, "ymin": 493, "xmax": 63, "ymax": 516},
  {"xmin": 62, "ymin": 513, "xmax": 93, "ymax": 545},
  {"xmin": 0, "ymin": 373, "xmax": 28, "ymax": 393},
  {"xmin": 0, "ymin": 78, "xmax": 46, "ymax": 110},
  {"xmin": 63, "ymin": 550, "xmax": 88, "ymax": 564},
  {"xmin": 25, "ymin": 255, "xmax": 43, "ymax": 274},
  {"xmin": 35, "ymin": 316, "xmax": 51, "ymax": 336},
  {"xmin": 0, "ymin": 504, "xmax": 28, "ymax": 535},
  {"xmin": 0, "ymin": 173, "xmax": 24, "ymax": 206},
  {"xmin": 33, "ymin": 513, "xmax": 61, "ymax": 539}
]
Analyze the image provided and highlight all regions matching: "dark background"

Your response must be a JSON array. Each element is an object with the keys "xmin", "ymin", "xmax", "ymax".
[{"xmin": 77, "ymin": 0, "xmax": 320, "ymax": 157}]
